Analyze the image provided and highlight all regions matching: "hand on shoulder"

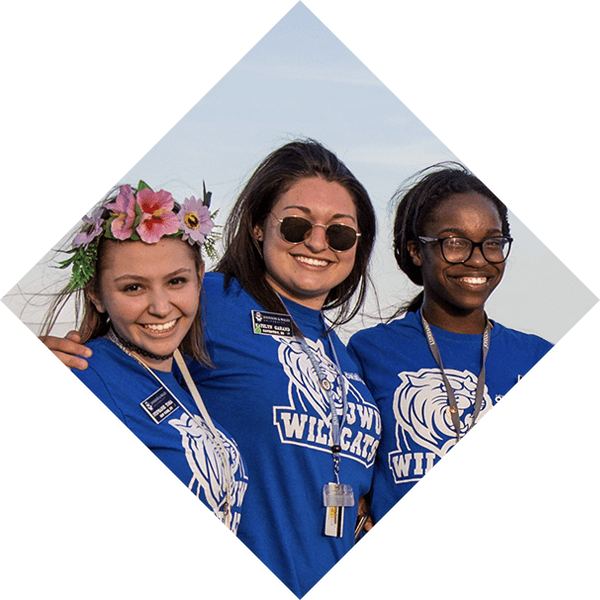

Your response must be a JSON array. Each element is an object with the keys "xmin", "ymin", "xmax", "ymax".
[{"xmin": 39, "ymin": 330, "xmax": 91, "ymax": 371}]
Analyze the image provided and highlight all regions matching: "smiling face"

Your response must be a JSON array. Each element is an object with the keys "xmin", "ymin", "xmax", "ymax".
[
  {"xmin": 408, "ymin": 191, "xmax": 506, "ymax": 332},
  {"xmin": 88, "ymin": 238, "xmax": 203, "ymax": 371},
  {"xmin": 255, "ymin": 176, "xmax": 359, "ymax": 310}
]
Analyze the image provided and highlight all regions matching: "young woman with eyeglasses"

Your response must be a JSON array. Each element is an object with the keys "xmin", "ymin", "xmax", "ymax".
[
  {"xmin": 42, "ymin": 140, "xmax": 380, "ymax": 598},
  {"xmin": 348, "ymin": 163, "xmax": 552, "ymax": 527}
]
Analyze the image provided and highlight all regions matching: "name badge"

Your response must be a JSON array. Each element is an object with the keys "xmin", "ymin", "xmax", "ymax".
[
  {"xmin": 140, "ymin": 388, "xmax": 179, "ymax": 424},
  {"xmin": 252, "ymin": 310, "xmax": 293, "ymax": 337}
]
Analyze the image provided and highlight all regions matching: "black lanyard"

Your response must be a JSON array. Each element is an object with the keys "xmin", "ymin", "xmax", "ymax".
[{"xmin": 420, "ymin": 312, "xmax": 491, "ymax": 442}]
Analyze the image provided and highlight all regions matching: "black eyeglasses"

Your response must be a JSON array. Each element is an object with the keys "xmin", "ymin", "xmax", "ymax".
[
  {"xmin": 418, "ymin": 235, "xmax": 513, "ymax": 264},
  {"xmin": 273, "ymin": 214, "xmax": 361, "ymax": 252}
]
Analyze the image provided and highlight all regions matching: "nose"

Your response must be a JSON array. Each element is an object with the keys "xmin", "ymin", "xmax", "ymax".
[
  {"xmin": 148, "ymin": 288, "xmax": 171, "ymax": 317},
  {"xmin": 303, "ymin": 223, "xmax": 328, "ymax": 252},
  {"xmin": 465, "ymin": 243, "xmax": 488, "ymax": 266}
]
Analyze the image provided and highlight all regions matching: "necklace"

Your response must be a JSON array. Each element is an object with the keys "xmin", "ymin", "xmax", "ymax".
[{"xmin": 110, "ymin": 327, "xmax": 174, "ymax": 361}]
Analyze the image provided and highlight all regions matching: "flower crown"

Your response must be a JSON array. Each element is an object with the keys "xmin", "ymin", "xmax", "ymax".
[{"xmin": 58, "ymin": 180, "xmax": 219, "ymax": 292}]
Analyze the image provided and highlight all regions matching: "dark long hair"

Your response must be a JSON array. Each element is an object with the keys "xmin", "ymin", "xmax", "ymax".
[
  {"xmin": 392, "ymin": 162, "xmax": 510, "ymax": 315},
  {"xmin": 215, "ymin": 139, "xmax": 376, "ymax": 328}
]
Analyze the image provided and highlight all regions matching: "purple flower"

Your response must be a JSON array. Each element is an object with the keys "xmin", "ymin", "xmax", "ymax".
[
  {"xmin": 179, "ymin": 196, "xmax": 214, "ymax": 245},
  {"xmin": 73, "ymin": 206, "xmax": 105, "ymax": 247}
]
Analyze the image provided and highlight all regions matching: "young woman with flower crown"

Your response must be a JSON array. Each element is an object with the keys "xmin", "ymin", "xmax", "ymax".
[
  {"xmin": 42, "ymin": 140, "xmax": 381, "ymax": 598},
  {"xmin": 42, "ymin": 181, "xmax": 248, "ymax": 534}
]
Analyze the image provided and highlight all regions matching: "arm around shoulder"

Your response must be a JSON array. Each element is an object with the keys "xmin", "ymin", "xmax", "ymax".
[{"xmin": 38, "ymin": 331, "xmax": 92, "ymax": 371}]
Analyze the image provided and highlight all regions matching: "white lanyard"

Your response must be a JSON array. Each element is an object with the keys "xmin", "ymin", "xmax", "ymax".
[
  {"xmin": 108, "ymin": 329, "xmax": 233, "ymax": 528},
  {"xmin": 420, "ymin": 312, "xmax": 491, "ymax": 442},
  {"xmin": 173, "ymin": 350, "xmax": 233, "ymax": 526}
]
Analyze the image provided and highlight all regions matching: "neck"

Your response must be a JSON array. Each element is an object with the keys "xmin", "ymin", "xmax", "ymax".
[
  {"xmin": 108, "ymin": 329, "xmax": 173, "ymax": 372},
  {"xmin": 421, "ymin": 300, "xmax": 488, "ymax": 334},
  {"xmin": 265, "ymin": 276, "xmax": 326, "ymax": 312},
  {"xmin": 136, "ymin": 355, "xmax": 173, "ymax": 372}
]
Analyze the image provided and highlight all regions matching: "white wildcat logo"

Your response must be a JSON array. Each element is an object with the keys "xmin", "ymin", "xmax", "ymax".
[
  {"xmin": 272, "ymin": 336, "xmax": 381, "ymax": 467},
  {"xmin": 277, "ymin": 336, "xmax": 344, "ymax": 419},
  {"xmin": 393, "ymin": 368, "xmax": 493, "ymax": 458},
  {"xmin": 169, "ymin": 413, "xmax": 248, "ymax": 533}
]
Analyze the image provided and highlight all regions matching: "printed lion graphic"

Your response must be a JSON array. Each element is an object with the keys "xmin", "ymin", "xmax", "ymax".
[
  {"xmin": 276, "ymin": 336, "xmax": 345, "ymax": 421},
  {"xmin": 393, "ymin": 368, "xmax": 493, "ymax": 458},
  {"xmin": 169, "ymin": 413, "xmax": 247, "ymax": 527}
]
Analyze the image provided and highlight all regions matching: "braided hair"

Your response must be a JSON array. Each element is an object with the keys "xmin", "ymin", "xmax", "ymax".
[{"xmin": 392, "ymin": 162, "xmax": 510, "ymax": 315}]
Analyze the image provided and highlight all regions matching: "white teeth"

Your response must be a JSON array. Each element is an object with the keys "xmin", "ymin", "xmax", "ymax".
[
  {"xmin": 295, "ymin": 255, "xmax": 328, "ymax": 267},
  {"xmin": 143, "ymin": 320, "xmax": 177, "ymax": 332},
  {"xmin": 460, "ymin": 277, "xmax": 487, "ymax": 285}
]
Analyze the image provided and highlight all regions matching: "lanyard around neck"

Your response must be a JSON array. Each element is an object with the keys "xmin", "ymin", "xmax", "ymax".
[
  {"xmin": 275, "ymin": 297, "xmax": 348, "ymax": 483},
  {"xmin": 107, "ymin": 329, "xmax": 233, "ymax": 527},
  {"xmin": 420, "ymin": 312, "xmax": 491, "ymax": 442}
]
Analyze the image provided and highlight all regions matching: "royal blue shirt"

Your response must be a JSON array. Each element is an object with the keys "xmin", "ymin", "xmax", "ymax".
[
  {"xmin": 190, "ymin": 272, "xmax": 381, "ymax": 597},
  {"xmin": 73, "ymin": 337, "xmax": 248, "ymax": 534},
  {"xmin": 348, "ymin": 310, "xmax": 552, "ymax": 523}
]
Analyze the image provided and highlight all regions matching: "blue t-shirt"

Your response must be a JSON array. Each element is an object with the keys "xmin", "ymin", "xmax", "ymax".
[
  {"xmin": 191, "ymin": 272, "xmax": 381, "ymax": 597},
  {"xmin": 348, "ymin": 310, "xmax": 552, "ymax": 523},
  {"xmin": 73, "ymin": 337, "xmax": 248, "ymax": 534}
]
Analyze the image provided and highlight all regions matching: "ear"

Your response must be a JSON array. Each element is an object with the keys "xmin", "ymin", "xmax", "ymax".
[
  {"xmin": 253, "ymin": 223, "xmax": 264, "ymax": 243},
  {"xmin": 198, "ymin": 261, "xmax": 205, "ymax": 283},
  {"xmin": 252, "ymin": 222, "xmax": 265, "ymax": 259},
  {"xmin": 87, "ymin": 288, "xmax": 106, "ymax": 314},
  {"xmin": 406, "ymin": 240, "xmax": 422, "ymax": 267}
]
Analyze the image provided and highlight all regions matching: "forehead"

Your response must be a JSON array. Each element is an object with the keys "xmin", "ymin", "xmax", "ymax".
[
  {"xmin": 425, "ymin": 191, "xmax": 503, "ymax": 235},
  {"xmin": 100, "ymin": 238, "xmax": 197, "ymax": 275},
  {"xmin": 273, "ymin": 177, "xmax": 357, "ymax": 222}
]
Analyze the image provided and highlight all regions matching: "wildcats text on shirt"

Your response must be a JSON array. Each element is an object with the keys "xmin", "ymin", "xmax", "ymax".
[{"xmin": 273, "ymin": 400, "xmax": 381, "ymax": 467}]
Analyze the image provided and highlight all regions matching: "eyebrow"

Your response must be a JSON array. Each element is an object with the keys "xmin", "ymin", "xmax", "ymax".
[
  {"xmin": 281, "ymin": 204, "xmax": 357, "ymax": 223},
  {"xmin": 113, "ymin": 267, "xmax": 193, "ymax": 283},
  {"xmin": 435, "ymin": 226, "xmax": 503, "ymax": 237}
]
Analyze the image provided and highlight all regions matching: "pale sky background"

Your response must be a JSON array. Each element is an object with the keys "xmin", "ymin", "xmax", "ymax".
[{"xmin": 3, "ymin": 3, "xmax": 595, "ymax": 343}]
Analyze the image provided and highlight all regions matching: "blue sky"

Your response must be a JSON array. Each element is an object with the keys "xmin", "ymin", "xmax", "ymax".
[{"xmin": 3, "ymin": 2, "xmax": 595, "ymax": 344}]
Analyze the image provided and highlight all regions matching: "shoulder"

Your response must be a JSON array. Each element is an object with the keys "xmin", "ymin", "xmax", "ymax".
[
  {"xmin": 204, "ymin": 272, "xmax": 250, "ymax": 308},
  {"xmin": 349, "ymin": 312, "xmax": 421, "ymax": 353},
  {"xmin": 491, "ymin": 322, "xmax": 553, "ymax": 361},
  {"xmin": 204, "ymin": 271, "xmax": 244, "ymax": 295},
  {"xmin": 203, "ymin": 271, "xmax": 227, "ymax": 298},
  {"xmin": 70, "ymin": 338, "xmax": 130, "ymax": 419},
  {"xmin": 347, "ymin": 314, "xmax": 424, "ymax": 381},
  {"xmin": 78, "ymin": 337, "xmax": 119, "ymax": 369}
]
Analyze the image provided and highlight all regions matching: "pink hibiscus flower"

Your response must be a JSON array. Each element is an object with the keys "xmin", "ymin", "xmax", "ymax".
[
  {"xmin": 108, "ymin": 185, "xmax": 137, "ymax": 240},
  {"xmin": 136, "ymin": 188, "xmax": 180, "ymax": 243}
]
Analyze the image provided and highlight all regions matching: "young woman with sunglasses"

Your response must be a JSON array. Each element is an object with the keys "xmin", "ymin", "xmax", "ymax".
[
  {"xmin": 348, "ymin": 164, "xmax": 552, "ymax": 527},
  {"xmin": 42, "ymin": 140, "xmax": 380, "ymax": 598}
]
